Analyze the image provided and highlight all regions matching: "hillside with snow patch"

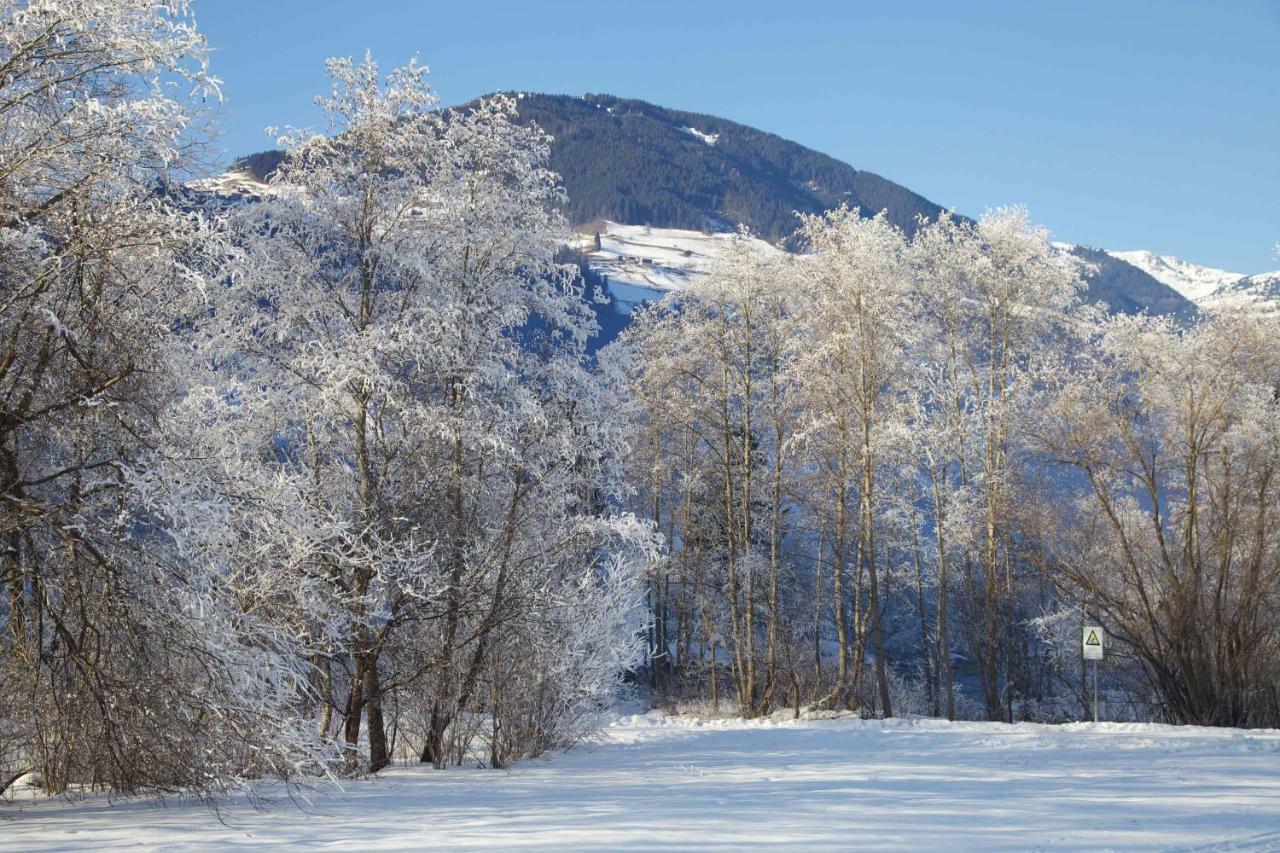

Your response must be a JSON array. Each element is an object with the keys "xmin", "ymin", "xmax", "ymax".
[
  {"xmin": 572, "ymin": 221, "xmax": 779, "ymax": 314},
  {"xmin": 185, "ymin": 167, "xmax": 271, "ymax": 199},
  {"xmin": 1206, "ymin": 270, "xmax": 1280, "ymax": 316}
]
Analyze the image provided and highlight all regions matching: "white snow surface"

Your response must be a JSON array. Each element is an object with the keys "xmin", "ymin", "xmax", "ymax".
[
  {"xmin": 681, "ymin": 126, "xmax": 719, "ymax": 146},
  {"xmin": 7, "ymin": 711, "xmax": 1280, "ymax": 850},
  {"xmin": 574, "ymin": 221, "xmax": 778, "ymax": 314},
  {"xmin": 185, "ymin": 168, "xmax": 272, "ymax": 199},
  {"xmin": 1207, "ymin": 271, "xmax": 1280, "ymax": 317},
  {"xmin": 1070, "ymin": 246, "xmax": 1280, "ymax": 315},
  {"xmin": 1107, "ymin": 249, "xmax": 1244, "ymax": 303}
]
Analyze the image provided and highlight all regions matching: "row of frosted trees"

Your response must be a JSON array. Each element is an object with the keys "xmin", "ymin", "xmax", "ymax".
[
  {"xmin": 611, "ymin": 209, "xmax": 1280, "ymax": 728},
  {"xmin": 0, "ymin": 2, "xmax": 651, "ymax": 797}
]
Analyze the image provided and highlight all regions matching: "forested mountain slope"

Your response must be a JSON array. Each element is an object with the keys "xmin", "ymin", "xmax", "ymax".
[{"xmin": 229, "ymin": 93, "xmax": 1197, "ymax": 320}]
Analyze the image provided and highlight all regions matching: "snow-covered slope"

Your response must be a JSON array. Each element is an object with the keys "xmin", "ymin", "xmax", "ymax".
[
  {"xmin": 681, "ymin": 125, "xmax": 719, "ymax": 146},
  {"xmin": 1207, "ymin": 270, "xmax": 1280, "ymax": 316},
  {"xmin": 186, "ymin": 161, "xmax": 1277, "ymax": 322},
  {"xmin": 573, "ymin": 221, "xmax": 779, "ymax": 314},
  {"xmin": 177, "ymin": 183, "xmax": 768, "ymax": 320},
  {"xmin": 583, "ymin": 226, "xmax": 1277, "ymax": 321},
  {"xmin": 1107, "ymin": 250, "xmax": 1242, "ymax": 303},
  {"xmin": 185, "ymin": 167, "xmax": 271, "ymax": 199},
  {"xmin": 1107, "ymin": 248, "xmax": 1280, "ymax": 316},
  {"xmin": 8, "ymin": 711, "xmax": 1280, "ymax": 850}
]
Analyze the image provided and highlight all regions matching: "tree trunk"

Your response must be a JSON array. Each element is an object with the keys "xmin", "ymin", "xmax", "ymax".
[
  {"xmin": 832, "ymin": 456, "xmax": 850, "ymax": 708},
  {"xmin": 862, "ymin": 424, "xmax": 892, "ymax": 718},
  {"xmin": 343, "ymin": 657, "xmax": 365, "ymax": 756},
  {"xmin": 363, "ymin": 653, "xmax": 389, "ymax": 771},
  {"xmin": 421, "ymin": 702, "xmax": 449, "ymax": 768},
  {"xmin": 931, "ymin": 471, "xmax": 956, "ymax": 720},
  {"xmin": 910, "ymin": 515, "xmax": 937, "ymax": 717}
]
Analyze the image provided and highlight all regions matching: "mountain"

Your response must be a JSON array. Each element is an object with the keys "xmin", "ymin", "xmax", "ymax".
[
  {"xmin": 224, "ymin": 95, "xmax": 947, "ymax": 244},
  {"xmin": 1107, "ymin": 250, "xmax": 1242, "ymax": 303},
  {"xmin": 1106, "ymin": 250, "xmax": 1279, "ymax": 316},
  {"xmin": 510, "ymin": 93, "xmax": 948, "ymax": 243},
  {"xmin": 223, "ymin": 92, "xmax": 1199, "ymax": 320},
  {"xmin": 1066, "ymin": 246, "xmax": 1200, "ymax": 321},
  {"xmin": 1207, "ymin": 271, "xmax": 1280, "ymax": 316},
  {"xmin": 507, "ymin": 94, "xmax": 1208, "ymax": 319}
]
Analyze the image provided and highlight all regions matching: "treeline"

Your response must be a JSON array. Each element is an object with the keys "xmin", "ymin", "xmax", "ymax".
[
  {"xmin": 0, "ymin": 3, "xmax": 651, "ymax": 797},
  {"xmin": 610, "ymin": 209, "xmax": 1280, "ymax": 728}
]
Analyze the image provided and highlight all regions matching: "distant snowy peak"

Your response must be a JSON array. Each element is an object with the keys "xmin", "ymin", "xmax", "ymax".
[
  {"xmin": 1208, "ymin": 271, "xmax": 1280, "ymax": 316},
  {"xmin": 1238, "ymin": 270, "xmax": 1280, "ymax": 295},
  {"xmin": 1104, "ymin": 249, "xmax": 1280, "ymax": 316},
  {"xmin": 1106, "ymin": 250, "xmax": 1243, "ymax": 303}
]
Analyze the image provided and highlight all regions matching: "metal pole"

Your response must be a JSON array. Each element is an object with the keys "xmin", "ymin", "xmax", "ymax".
[{"xmin": 1092, "ymin": 659, "xmax": 1098, "ymax": 723}]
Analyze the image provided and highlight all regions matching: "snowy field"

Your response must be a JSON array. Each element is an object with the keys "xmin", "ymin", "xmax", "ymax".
[
  {"xmin": 6, "ymin": 712, "xmax": 1280, "ymax": 851},
  {"xmin": 573, "ymin": 221, "xmax": 779, "ymax": 313}
]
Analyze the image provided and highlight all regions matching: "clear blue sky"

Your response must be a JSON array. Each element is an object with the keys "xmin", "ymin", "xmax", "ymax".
[{"xmin": 197, "ymin": 1, "xmax": 1279, "ymax": 272}]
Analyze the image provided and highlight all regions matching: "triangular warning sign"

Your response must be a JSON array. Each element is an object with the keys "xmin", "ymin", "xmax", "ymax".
[{"xmin": 1085, "ymin": 630, "xmax": 1100, "ymax": 646}]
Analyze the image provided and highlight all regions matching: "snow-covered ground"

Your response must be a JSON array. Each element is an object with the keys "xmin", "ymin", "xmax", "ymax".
[
  {"xmin": 7, "ymin": 712, "xmax": 1280, "ymax": 850},
  {"xmin": 573, "ymin": 221, "xmax": 778, "ymax": 314}
]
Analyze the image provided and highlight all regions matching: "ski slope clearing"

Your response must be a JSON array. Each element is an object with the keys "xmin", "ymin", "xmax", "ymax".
[{"xmin": 6, "ymin": 712, "xmax": 1280, "ymax": 851}]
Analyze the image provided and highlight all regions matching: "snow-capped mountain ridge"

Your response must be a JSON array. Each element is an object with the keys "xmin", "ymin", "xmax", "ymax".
[
  {"xmin": 1208, "ymin": 271, "xmax": 1280, "ymax": 316},
  {"xmin": 1107, "ymin": 250, "xmax": 1244, "ymax": 303},
  {"xmin": 1106, "ymin": 249, "xmax": 1279, "ymax": 315}
]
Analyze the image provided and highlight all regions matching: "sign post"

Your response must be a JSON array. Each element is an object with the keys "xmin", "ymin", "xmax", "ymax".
[{"xmin": 1082, "ymin": 625, "xmax": 1104, "ymax": 722}]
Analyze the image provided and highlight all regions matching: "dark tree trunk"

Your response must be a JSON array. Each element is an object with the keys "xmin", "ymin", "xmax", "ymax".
[
  {"xmin": 343, "ymin": 658, "xmax": 365, "ymax": 754},
  {"xmin": 421, "ymin": 703, "xmax": 449, "ymax": 768},
  {"xmin": 363, "ymin": 653, "xmax": 389, "ymax": 771}
]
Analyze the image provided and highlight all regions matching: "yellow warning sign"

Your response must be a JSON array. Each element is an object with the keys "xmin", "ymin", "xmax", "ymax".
[{"xmin": 1083, "ymin": 625, "xmax": 1104, "ymax": 660}]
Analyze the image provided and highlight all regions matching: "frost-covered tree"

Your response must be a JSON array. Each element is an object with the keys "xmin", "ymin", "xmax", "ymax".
[
  {"xmin": 789, "ymin": 209, "xmax": 918, "ymax": 715},
  {"xmin": 184, "ymin": 55, "xmax": 652, "ymax": 772},
  {"xmin": 0, "ymin": 0, "xmax": 339, "ymax": 796},
  {"xmin": 910, "ymin": 208, "xmax": 1084, "ymax": 720},
  {"xmin": 1034, "ymin": 311, "xmax": 1280, "ymax": 726},
  {"xmin": 611, "ymin": 237, "xmax": 798, "ymax": 716}
]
